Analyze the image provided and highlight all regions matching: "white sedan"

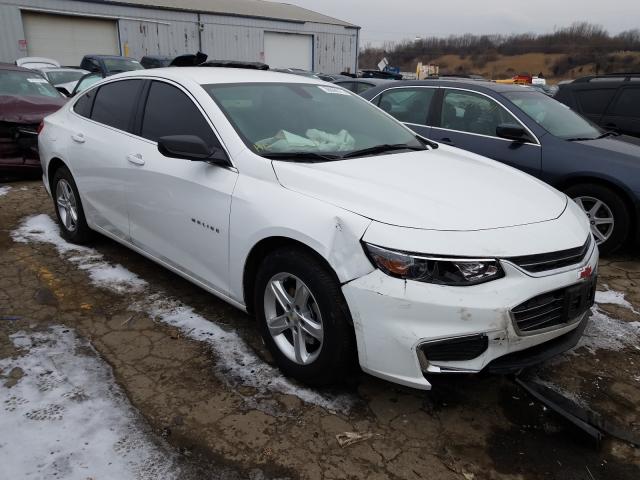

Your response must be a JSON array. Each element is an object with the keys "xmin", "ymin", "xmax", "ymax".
[{"xmin": 38, "ymin": 68, "xmax": 598, "ymax": 390}]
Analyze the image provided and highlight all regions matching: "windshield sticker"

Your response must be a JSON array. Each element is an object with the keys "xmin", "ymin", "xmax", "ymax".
[
  {"xmin": 317, "ymin": 86, "xmax": 350, "ymax": 96},
  {"xmin": 27, "ymin": 78, "xmax": 48, "ymax": 84}
]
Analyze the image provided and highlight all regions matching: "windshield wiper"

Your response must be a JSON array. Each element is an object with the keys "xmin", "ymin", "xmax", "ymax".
[
  {"xmin": 596, "ymin": 130, "xmax": 621, "ymax": 139},
  {"xmin": 341, "ymin": 143, "xmax": 426, "ymax": 159},
  {"xmin": 261, "ymin": 151, "xmax": 341, "ymax": 162},
  {"xmin": 567, "ymin": 131, "xmax": 621, "ymax": 142}
]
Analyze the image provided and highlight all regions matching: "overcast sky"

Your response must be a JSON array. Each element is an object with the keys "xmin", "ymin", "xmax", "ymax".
[{"xmin": 284, "ymin": 0, "xmax": 640, "ymax": 46}]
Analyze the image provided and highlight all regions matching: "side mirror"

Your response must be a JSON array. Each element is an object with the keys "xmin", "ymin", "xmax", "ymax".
[
  {"xmin": 496, "ymin": 123, "xmax": 530, "ymax": 143},
  {"xmin": 157, "ymin": 135, "xmax": 229, "ymax": 164}
]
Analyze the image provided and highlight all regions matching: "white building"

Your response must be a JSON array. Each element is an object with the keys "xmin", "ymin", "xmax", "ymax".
[{"xmin": 0, "ymin": 0, "xmax": 360, "ymax": 73}]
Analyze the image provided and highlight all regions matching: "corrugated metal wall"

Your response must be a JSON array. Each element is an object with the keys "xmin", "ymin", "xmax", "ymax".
[{"xmin": 0, "ymin": 0, "xmax": 358, "ymax": 72}]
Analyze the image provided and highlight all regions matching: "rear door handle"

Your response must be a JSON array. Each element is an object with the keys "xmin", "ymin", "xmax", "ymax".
[
  {"xmin": 439, "ymin": 137, "xmax": 453, "ymax": 143},
  {"xmin": 126, "ymin": 153, "xmax": 145, "ymax": 166},
  {"xmin": 71, "ymin": 133, "xmax": 85, "ymax": 143}
]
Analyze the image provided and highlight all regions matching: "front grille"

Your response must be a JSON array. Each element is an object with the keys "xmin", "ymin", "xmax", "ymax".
[
  {"xmin": 505, "ymin": 236, "xmax": 591, "ymax": 273},
  {"xmin": 512, "ymin": 279, "xmax": 596, "ymax": 333},
  {"xmin": 420, "ymin": 334, "xmax": 488, "ymax": 361}
]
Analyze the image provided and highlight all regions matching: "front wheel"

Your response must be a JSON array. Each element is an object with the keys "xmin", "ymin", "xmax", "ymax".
[
  {"xmin": 565, "ymin": 183, "xmax": 630, "ymax": 255},
  {"xmin": 254, "ymin": 247, "xmax": 356, "ymax": 386}
]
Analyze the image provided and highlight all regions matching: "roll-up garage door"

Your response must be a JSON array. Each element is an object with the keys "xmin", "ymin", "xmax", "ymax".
[
  {"xmin": 264, "ymin": 32, "xmax": 313, "ymax": 70},
  {"xmin": 22, "ymin": 12, "xmax": 119, "ymax": 66}
]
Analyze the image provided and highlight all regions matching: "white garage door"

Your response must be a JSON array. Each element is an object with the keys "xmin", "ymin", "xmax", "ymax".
[
  {"xmin": 22, "ymin": 12, "xmax": 119, "ymax": 66},
  {"xmin": 264, "ymin": 32, "xmax": 313, "ymax": 70}
]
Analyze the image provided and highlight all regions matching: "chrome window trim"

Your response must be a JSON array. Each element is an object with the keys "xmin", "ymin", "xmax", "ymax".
[{"xmin": 370, "ymin": 85, "xmax": 541, "ymax": 146}]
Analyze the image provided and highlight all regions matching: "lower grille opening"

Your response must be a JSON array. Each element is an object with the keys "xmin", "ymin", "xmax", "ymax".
[{"xmin": 420, "ymin": 334, "xmax": 488, "ymax": 362}]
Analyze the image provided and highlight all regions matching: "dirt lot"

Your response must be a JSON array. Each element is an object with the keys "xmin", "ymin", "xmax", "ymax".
[{"xmin": 1, "ymin": 179, "xmax": 639, "ymax": 479}]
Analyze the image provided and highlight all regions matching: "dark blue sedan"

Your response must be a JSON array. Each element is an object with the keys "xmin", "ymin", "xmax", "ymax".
[{"xmin": 360, "ymin": 80, "xmax": 640, "ymax": 253}]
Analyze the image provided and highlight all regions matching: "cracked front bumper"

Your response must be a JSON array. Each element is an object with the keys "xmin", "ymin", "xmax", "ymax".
[{"xmin": 342, "ymin": 242, "xmax": 598, "ymax": 390}]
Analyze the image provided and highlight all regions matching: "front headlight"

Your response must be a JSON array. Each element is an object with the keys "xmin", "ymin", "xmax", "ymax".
[{"xmin": 364, "ymin": 243, "xmax": 504, "ymax": 286}]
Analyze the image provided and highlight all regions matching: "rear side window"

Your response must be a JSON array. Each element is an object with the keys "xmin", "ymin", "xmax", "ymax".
[
  {"xmin": 73, "ymin": 89, "xmax": 95, "ymax": 118},
  {"xmin": 609, "ymin": 88, "xmax": 640, "ymax": 117},
  {"xmin": 91, "ymin": 80, "xmax": 143, "ymax": 131},
  {"xmin": 141, "ymin": 81, "xmax": 217, "ymax": 146},
  {"xmin": 377, "ymin": 88, "xmax": 435, "ymax": 126},
  {"xmin": 575, "ymin": 89, "xmax": 616, "ymax": 115}
]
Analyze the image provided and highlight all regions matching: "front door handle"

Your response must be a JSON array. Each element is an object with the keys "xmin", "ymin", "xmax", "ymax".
[
  {"xmin": 439, "ymin": 137, "xmax": 453, "ymax": 143},
  {"xmin": 71, "ymin": 133, "xmax": 85, "ymax": 143},
  {"xmin": 126, "ymin": 153, "xmax": 145, "ymax": 166}
]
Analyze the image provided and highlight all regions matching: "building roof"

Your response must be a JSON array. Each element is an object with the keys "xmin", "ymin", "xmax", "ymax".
[{"xmin": 102, "ymin": 0, "xmax": 358, "ymax": 28}]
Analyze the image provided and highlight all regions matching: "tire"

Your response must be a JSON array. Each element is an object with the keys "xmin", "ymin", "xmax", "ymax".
[
  {"xmin": 565, "ymin": 183, "xmax": 630, "ymax": 255},
  {"xmin": 254, "ymin": 247, "xmax": 356, "ymax": 386},
  {"xmin": 51, "ymin": 166, "xmax": 93, "ymax": 244}
]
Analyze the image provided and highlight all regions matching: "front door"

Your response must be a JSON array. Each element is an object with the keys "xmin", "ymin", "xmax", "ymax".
[
  {"xmin": 431, "ymin": 88, "xmax": 541, "ymax": 176},
  {"xmin": 125, "ymin": 80, "xmax": 238, "ymax": 294}
]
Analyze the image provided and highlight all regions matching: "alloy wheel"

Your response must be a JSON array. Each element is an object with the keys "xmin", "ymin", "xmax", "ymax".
[
  {"xmin": 263, "ymin": 272, "xmax": 324, "ymax": 365},
  {"xmin": 56, "ymin": 179, "xmax": 79, "ymax": 232},
  {"xmin": 573, "ymin": 195, "xmax": 615, "ymax": 245}
]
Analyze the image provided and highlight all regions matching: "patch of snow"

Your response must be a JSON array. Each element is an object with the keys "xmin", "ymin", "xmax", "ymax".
[
  {"xmin": 534, "ymin": 378, "xmax": 589, "ymax": 409},
  {"xmin": 0, "ymin": 326, "xmax": 181, "ymax": 479},
  {"xmin": 0, "ymin": 185, "xmax": 11, "ymax": 197},
  {"xmin": 12, "ymin": 214, "xmax": 146, "ymax": 293},
  {"xmin": 11, "ymin": 214, "xmax": 353, "ymax": 412},
  {"xmin": 577, "ymin": 307, "xmax": 640, "ymax": 353},
  {"xmin": 143, "ymin": 298, "xmax": 353, "ymax": 412},
  {"xmin": 595, "ymin": 287, "xmax": 639, "ymax": 315}
]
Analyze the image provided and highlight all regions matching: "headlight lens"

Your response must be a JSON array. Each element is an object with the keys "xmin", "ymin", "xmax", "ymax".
[{"xmin": 364, "ymin": 243, "xmax": 504, "ymax": 286}]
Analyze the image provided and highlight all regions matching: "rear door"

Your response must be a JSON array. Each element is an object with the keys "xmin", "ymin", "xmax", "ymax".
[
  {"xmin": 600, "ymin": 86, "xmax": 640, "ymax": 137},
  {"xmin": 373, "ymin": 86, "xmax": 437, "ymax": 137},
  {"xmin": 431, "ymin": 88, "xmax": 541, "ymax": 176},
  {"xmin": 125, "ymin": 80, "xmax": 238, "ymax": 294},
  {"xmin": 67, "ymin": 79, "xmax": 144, "ymax": 240}
]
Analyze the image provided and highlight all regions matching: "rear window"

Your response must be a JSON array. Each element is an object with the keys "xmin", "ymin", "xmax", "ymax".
[
  {"xmin": 46, "ymin": 70, "xmax": 86, "ymax": 85},
  {"xmin": 73, "ymin": 89, "xmax": 96, "ymax": 118},
  {"xmin": 91, "ymin": 80, "xmax": 143, "ymax": 131},
  {"xmin": 0, "ymin": 70, "xmax": 62, "ymax": 98},
  {"xmin": 575, "ymin": 89, "xmax": 616, "ymax": 115}
]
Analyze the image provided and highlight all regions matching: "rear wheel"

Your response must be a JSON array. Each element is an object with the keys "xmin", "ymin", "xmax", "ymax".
[
  {"xmin": 254, "ymin": 247, "xmax": 355, "ymax": 386},
  {"xmin": 52, "ymin": 166, "xmax": 93, "ymax": 244},
  {"xmin": 565, "ymin": 183, "xmax": 630, "ymax": 254}
]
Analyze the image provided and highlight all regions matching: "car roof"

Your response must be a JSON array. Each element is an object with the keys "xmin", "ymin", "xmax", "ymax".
[
  {"xmin": 335, "ymin": 78, "xmax": 392, "ymax": 85},
  {"xmin": 85, "ymin": 55, "xmax": 139, "ymax": 61},
  {"xmin": 363, "ymin": 78, "xmax": 536, "ymax": 95},
  {"xmin": 112, "ymin": 67, "xmax": 328, "ymax": 85},
  {"xmin": 0, "ymin": 62, "xmax": 38, "ymax": 73}
]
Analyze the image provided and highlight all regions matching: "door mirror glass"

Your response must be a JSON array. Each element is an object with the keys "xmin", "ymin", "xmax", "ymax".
[
  {"xmin": 496, "ymin": 123, "xmax": 529, "ymax": 142},
  {"xmin": 158, "ymin": 135, "xmax": 227, "ymax": 163}
]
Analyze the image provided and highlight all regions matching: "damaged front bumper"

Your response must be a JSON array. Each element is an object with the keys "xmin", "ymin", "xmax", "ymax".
[{"xmin": 342, "ymin": 240, "xmax": 598, "ymax": 390}]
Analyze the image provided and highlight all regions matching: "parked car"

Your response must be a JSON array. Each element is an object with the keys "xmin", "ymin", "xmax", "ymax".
[
  {"xmin": 80, "ymin": 55, "xmax": 144, "ymax": 77},
  {"xmin": 39, "ymin": 68, "xmax": 596, "ymax": 391},
  {"xmin": 360, "ymin": 69, "xmax": 403, "ymax": 80},
  {"xmin": 555, "ymin": 74, "xmax": 640, "ymax": 140},
  {"xmin": 333, "ymin": 77, "xmax": 393, "ymax": 94},
  {"xmin": 38, "ymin": 68, "xmax": 90, "ymax": 95},
  {"xmin": 0, "ymin": 63, "xmax": 66, "ymax": 174},
  {"xmin": 16, "ymin": 57, "xmax": 60, "ymax": 69},
  {"xmin": 361, "ymin": 79, "xmax": 640, "ymax": 253},
  {"xmin": 140, "ymin": 55, "xmax": 173, "ymax": 69}
]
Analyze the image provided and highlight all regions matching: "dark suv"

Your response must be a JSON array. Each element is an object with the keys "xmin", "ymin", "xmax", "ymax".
[{"xmin": 555, "ymin": 74, "xmax": 640, "ymax": 140}]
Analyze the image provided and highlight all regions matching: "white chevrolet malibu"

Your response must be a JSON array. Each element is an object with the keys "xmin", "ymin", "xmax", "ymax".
[{"xmin": 38, "ymin": 68, "xmax": 598, "ymax": 390}]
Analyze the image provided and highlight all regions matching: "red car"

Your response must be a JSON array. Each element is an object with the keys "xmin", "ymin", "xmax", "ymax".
[{"xmin": 0, "ymin": 63, "xmax": 66, "ymax": 175}]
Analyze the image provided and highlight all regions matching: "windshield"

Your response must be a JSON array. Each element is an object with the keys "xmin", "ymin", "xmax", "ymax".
[
  {"xmin": 504, "ymin": 91, "xmax": 601, "ymax": 140},
  {"xmin": 205, "ymin": 83, "xmax": 422, "ymax": 158},
  {"xmin": 0, "ymin": 71, "xmax": 62, "ymax": 98},
  {"xmin": 46, "ymin": 70, "xmax": 86, "ymax": 85},
  {"xmin": 103, "ymin": 58, "xmax": 144, "ymax": 73}
]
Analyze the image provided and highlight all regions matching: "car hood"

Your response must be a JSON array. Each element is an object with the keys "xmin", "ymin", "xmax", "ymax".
[
  {"xmin": 0, "ymin": 95, "xmax": 67, "ymax": 124},
  {"xmin": 272, "ymin": 146, "xmax": 568, "ymax": 231},
  {"xmin": 575, "ymin": 136, "xmax": 640, "ymax": 158}
]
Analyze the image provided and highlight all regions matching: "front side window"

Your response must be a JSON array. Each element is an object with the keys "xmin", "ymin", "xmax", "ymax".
[
  {"xmin": 377, "ymin": 88, "xmax": 435, "ymax": 126},
  {"xmin": 91, "ymin": 80, "xmax": 143, "ymax": 131},
  {"xmin": 576, "ymin": 89, "xmax": 616, "ymax": 115},
  {"xmin": 504, "ymin": 90, "xmax": 601, "ymax": 140},
  {"xmin": 0, "ymin": 70, "xmax": 62, "ymax": 98},
  {"xmin": 205, "ymin": 83, "xmax": 423, "ymax": 158},
  {"xmin": 141, "ymin": 81, "xmax": 217, "ymax": 147},
  {"xmin": 441, "ymin": 90, "xmax": 516, "ymax": 137},
  {"xmin": 609, "ymin": 88, "xmax": 640, "ymax": 117},
  {"xmin": 46, "ymin": 70, "xmax": 86, "ymax": 85}
]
